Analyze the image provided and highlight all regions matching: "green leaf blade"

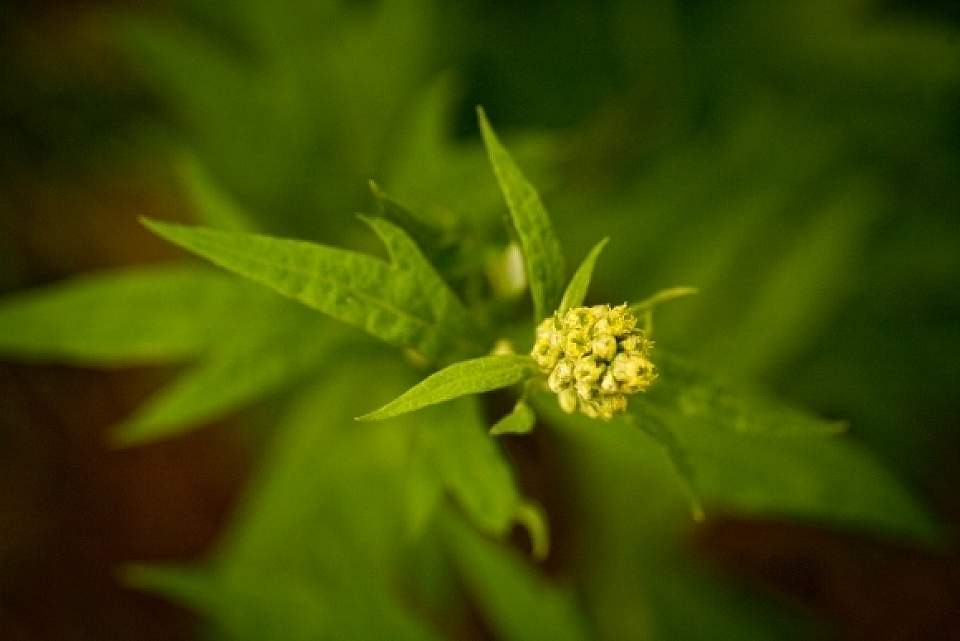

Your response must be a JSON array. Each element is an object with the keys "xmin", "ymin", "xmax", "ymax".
[
  {"xmin": 141, "ymin": 218, "xmax": 471, "ymax": 361},
  {"xmin": 558, "ymin": 237, "xmax": 609, "ymax": 313},
  {"xmin": 478, "ymin": 107, "xmax": 565, "ymax": 320},
  {"xmin": 440, "ymin": 511, "xmax": 592, "ymax": 641},
  {"xmin": 112, "ymin": 306, "xmax": 343, "ymax": 447},
  {"xmin": 358, "ymin": 354, "xmax": 536, "ymax": 421},
  {"xmin": 0, "ymin": 265, "xmax": 254, "ymax": 365},
  {"xmin": 490, "ymin": 399, "xmax": 536, "ymax": 436}
]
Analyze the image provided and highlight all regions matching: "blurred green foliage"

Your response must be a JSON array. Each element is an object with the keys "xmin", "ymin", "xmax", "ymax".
[{"xmin": 1, "ymin": 0, "xmax": 958, "ymax": 639}]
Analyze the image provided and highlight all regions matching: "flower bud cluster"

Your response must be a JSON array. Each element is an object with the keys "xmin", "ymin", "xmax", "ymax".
[{"xmin": 532, "ymin": 304, "xmax": 655, "ymax": 420}]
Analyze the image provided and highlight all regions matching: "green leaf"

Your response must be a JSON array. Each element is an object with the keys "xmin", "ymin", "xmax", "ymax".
[
  {"xmin": 112, "ymin": 304, "xmax": 343, "ymax": 447},
  {"xmin": 357, "ymin": 215, "xmax": 477, "ymax": 342},
  {"xmin": 489, "ymin": 399, "xmax": 536, "ymax": 436},
  {"xmin": 357, "ymin": 354, "xmax": 536, "ymax": 421},
  {"xmin": 419, "ymin": 398, "xmax": 520, "ymax": 535},
  {"xmin": 125, "ymin": 564, "xmax": 441, "ymax": 641},
  {"xmin": 178, "ymin": 154, "xmax": 258, "ymax": 232},
  {"xmin": 660, "ymin": 412, "xmax": 941, "ymax": 543},
  {"xmin": 629, "ymin": 286, "xmax": 699, "ymax": 315},
  {"xmin": 0, "ymin": 265, "xmax": 258, "ymax": 365},
  {"xmin": 368, "ymin": 180, "xmax": 452, "ymax": 264},
  {"xmin": 513, "ymin": 500, "xmax": 550, "ymax": 560},
  {"xmin": 640, "ymin": 350, "xmax": 846, "ymax": 437},
  {"xmin": 440, "ymin": 510, "xmax": 593, "ymax": 641},
  {"xmin": 478, "ymin": 107, "xmax": 566, "ymax": 320},
  {"xmin": 141, "ymin": 218, "xmax": 480, "ymax": 361},
  {"xmin": 558, "ymin": 237, "xmax": 609, "ymax": 313}
]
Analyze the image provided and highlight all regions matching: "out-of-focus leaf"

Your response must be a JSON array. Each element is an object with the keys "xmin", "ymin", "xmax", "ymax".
[
  {"xmin": 368, "ymin": 180, "xmax": 453, "ymax": 265},
  {"xmin": 513, "ymin": 500, "xmax": 550, "ymax": 560},
  {"xmin": 489, "ymin": 399, "xmax": 536, "ymax": 436},
  {"xmin": 558, "ymin": 237, "xmax": 609, "ymax": 314},
  {"xmin": 478, "ymin": 107, "xmax": 565, "ymax": 320},
  {"xmin": 125, "ymin": 564, "xmax": 441, "ymax": 641},
  {"xmin": 358, "ymin": 354, "xmax": 535, "ymax": 421},
  {"xmin": 123, "ymin": 566, "xmax": 332, "ymax": 641},
  {"xmin": 439, "ymin": 510, "xmax": 592, "ymax": 641},
  {"xmin": 702, "ymin": 182, "xmax": 877, "ymax": 376},
  {"xmin": 112, "ymin": 304, "xmax": 343, "ymax": 446},
  {"xmin": 542, "ymin": 402, "xmax": 818, "ymax": 641},
  {"xmin": 142, "ymin": 218, "xmax": 480, "ymax": 361},
  {"xmin": 661, "ymin": 412, "xmax": 941, "ymax": 543},
  {"xmin": 178, "ymin": 154, "xmax": 258, "ymax": 232},
  {"xmin": 0, "ymin": 265, "xmax": 257, "ymax": 364},
  {"xmin": 640, "ymin": 350, "xmax": 847, "ymax": 437},
  {"xmin": 418, "ymin": 398, "xmax": 520, "ymax": 535},
  {"xmin": 628, "ymin": 286, "xmax": 699, "ymax": 315}
]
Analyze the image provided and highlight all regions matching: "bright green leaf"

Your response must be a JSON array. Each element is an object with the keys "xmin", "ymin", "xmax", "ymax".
[
  {"xmin": 558, "ymin": 237, "xmax": 609, "ymax": 314},
  {"xmin": 142, "ymin": 218, "xmax": 480, "ymax": 361},
  {"xmin": 489, "ymin": 399, "xmax": 536, "ymax": 436},
  {"xmin": 0, "ymin": 265, "xmax": 257, "ymax": 365},
  {"xmin": 478, "ymin": 106, "xmax": 566, "ymax": 320},
  {"xmin": 357, "ymin": 354, "xmax": 536, "ymax": 421},
  {"xmin": 357, "ymin": 214, "xmax": 478, "ymax": 343}
]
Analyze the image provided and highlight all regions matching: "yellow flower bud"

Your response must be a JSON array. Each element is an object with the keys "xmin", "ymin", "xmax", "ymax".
[
  {"xmin": 558, "ymin": 387, "xmax": 578, "ymax": 414},
  {"xmin": 531, "ymin": 303, "xmax": 656, "ymax": 421}
]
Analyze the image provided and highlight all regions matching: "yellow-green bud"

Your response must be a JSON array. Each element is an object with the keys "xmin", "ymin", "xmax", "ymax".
[
  {"xmin": 558, "ymin": 387, "xmax": 579, "ymax": 414},
  {"xmin": 531, "ymin": 303, "xmax": 655, "ymax": 420}
]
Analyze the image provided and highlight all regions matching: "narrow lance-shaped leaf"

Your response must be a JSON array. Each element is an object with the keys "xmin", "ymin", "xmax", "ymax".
[
  {"xmin": 478, "ymin": 107, "xmax": 566, "ymax": 320},
  {"xmin": 142, "ymin": 218, "xmax": 480, "ymax": 362},
  {"xmin": 490, "ymin": 399, "xmax": 536, "ymax": 436},
  {"xmin": 112, "ymin": 304, "xmax": 344, "ymax": 447},
  {"xmin": 558, "ymin": 237, "xmax": 609, "ymax": 314},
  {"xmin": 368, "ymin": 180, "xmax": 452, "ymax": 262},
  {"xmin": 358, "ymin": 354, "xmax": 536, "ymax": 421},
  {"xmin": 0, "ymin": 265, "xmax": 257, "ymax": 364},
  {"xmin": 357, "ymin": 215, "xmax": 480, "ymax": 347},
  {"xmin": 628, "ymin": 286, "xmax": 699, "ymax": 315}
]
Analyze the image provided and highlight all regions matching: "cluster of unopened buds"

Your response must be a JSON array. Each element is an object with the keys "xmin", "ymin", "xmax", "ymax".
[{"xmin": 532, "ymin": 304, "xmax": 656, "ymax": 420}]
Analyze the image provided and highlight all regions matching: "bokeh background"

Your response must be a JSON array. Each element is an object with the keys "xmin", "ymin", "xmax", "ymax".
[{"xmin": 1, "ymin": 0, "xmax": 959, "ymax": 639}]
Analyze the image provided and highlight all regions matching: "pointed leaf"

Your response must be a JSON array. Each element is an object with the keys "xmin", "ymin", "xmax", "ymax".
[
  {"xmin": 478, "ymin": 107, "xmax": 565, "ymax": 320},
  {"xmin": 358, "ymin": 354, "xmax": 536, "ymax": 421},
  {"xmin": 658, "ymin": 412, "xmax": 942, "ymax": 543},
  {"xmin": 639, "ymin": 350, "xmax": 847, "ymax": 437},
  {"xmin": 368, "ymin": 180, "xmax": 452, "ymax": 263},
  {"xmin": 558, "ymin": 237, "xmax": 609, "ymax": 313},
  {"xmin": 628, "ymin": 286, "xmax": 699, "ymax": 315},
  {"xmin": 420, "ymin": 398, "xmax": 520, "ymax": 534},
  {"xmin": 490, "ymin": 399, "xmax": 536, "ymax": 436},
  {"xmin": 0, "ymin": 265, "xmax": 256, "ymax": 364},
  {"xmin": 358, "ymin": 215, "xmax": 477, "ymax": 342},
  {"xmin": 440, "ymin": 511, "xmax": 592, "ymax": 641},
  {"xmin": 142, "ymin": 218, "xmax": 480, "ymax": 361},
  {"xmin": 178, "ymin": 154, "xmax": 257, "ymax": 232},
  {"xmin": 112, "ymin": 305, "xmax": 343, "ymax": 446}
]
